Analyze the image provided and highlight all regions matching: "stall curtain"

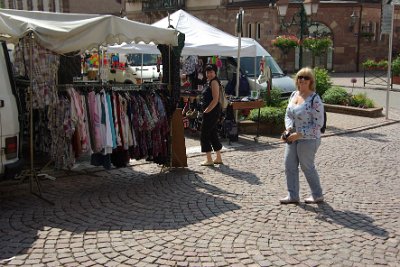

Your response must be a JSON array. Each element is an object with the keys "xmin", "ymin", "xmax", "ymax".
[{"xmin": 157, "ymin": 32, "xmax": 185, "ymax": 112}]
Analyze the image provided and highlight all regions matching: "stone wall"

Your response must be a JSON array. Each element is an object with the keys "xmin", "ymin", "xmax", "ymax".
[{"xmin": 126, "ymin": 2, "xmax": 400, "ymax": 73}]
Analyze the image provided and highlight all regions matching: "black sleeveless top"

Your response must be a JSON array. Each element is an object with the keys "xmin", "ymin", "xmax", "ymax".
[{"xmin": 201, "ymin": 77, "xmax": 220, "ymax": 111}]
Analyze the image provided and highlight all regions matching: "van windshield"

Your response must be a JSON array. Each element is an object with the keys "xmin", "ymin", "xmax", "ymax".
[
  {"xmin": 240, "ymin": 56, "xmax": 284, "ymax": 77},
  {"xmin": 126, "ymin": 54, "xmax": 158, "ymax": 66}
]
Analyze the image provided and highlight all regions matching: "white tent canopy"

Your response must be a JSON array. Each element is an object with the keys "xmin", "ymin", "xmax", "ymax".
[
  {"xmin": 0, "ymin": 9, "xmax": 179, "ymax": 54},
  {"xmin": 107, "ymin": 42, "xmax": 160, "ymax": 54},
  {"xmin": 152, "ymin": 9, "xmax": 268, "ymax": 57},
  {"xmin": 108, "ymin": 9, "xmax": 270, "ymax": 57}
]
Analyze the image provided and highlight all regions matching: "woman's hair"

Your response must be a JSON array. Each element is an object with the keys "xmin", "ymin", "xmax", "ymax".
[{"xmin": 295, "ymin": 67, "xmax": 316, "ymax": 91}]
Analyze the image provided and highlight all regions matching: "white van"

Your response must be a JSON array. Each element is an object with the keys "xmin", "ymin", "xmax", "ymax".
[
  {"xmin": 216, "ymin": 56, "xmax": 296, "ymax": 97},
  {"xmin": 107, "ymin": 54, "xmax": 162, "ymax": 84},
  {"xmin": 0, "ymin": 41, "xmax": 24, "ymax": 179},
  {"xmin": 240, "ymin": 56, "xmax": 296, "ymax": 96}
]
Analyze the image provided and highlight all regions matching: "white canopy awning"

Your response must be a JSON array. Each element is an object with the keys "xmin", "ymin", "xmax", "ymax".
[
  {"xmin": 0, "ymin": 9, "xmax": 179, "ymax": 54},
  {"xmin": 151, "ymin": 9, "xmax": 267, "ymax": 57},
  {"xmin": 108, "ymin": 10, "xmax": 271, "ymax": 57},
  {"xmin": 107, "ymin": 42, "xmax": 161, "ymax": 54}
]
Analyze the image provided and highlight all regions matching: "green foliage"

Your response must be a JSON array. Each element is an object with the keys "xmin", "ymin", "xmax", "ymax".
[
  {"xmin": 248, "ymin": 106, "xmax": 286, "ymax": 126},
  {"xmin": 272, "ymin": 35, "xmax": 299, "ymax": 54},
  {"xmin": 322, "ymin": 86, "xmax": 351, "ymax": 105},
  {"xmin": 314, "ymin": 67, "xmax": 332, "ymax": 96},
  {"xmin": 362, "ymin": 59, "xmax": 376, "ymax": 69},
  {"xmin": 377, "ymin": 60, "xmax": 388, "ymax": 69},
  {"xmin": 272, "ymin": 35, "xmax": 299, "ymax": 49},
  {"xmin": 323, "ymin": 86, "xmax": 375, "ymax": 108},
  {"xmin": 350, "ymin": 93, "xmax": 375, "ymax": 108},
  {"xmin": 262, "ymin": 87, "xmax": 285, "ymax": 107},
  {"xmin": 363, "ymin": 55, "xmax": 400, "ymax": 76},
  {"xmin": 362, "ymin": 59, "xmax": 388, "ymax": 70},
  {"xmin": 392, "ymin": 55, "xmax": 400, "ymax": 76},
  {"xmin": 303, "ymin": 37, "xmax": 333, "ymax": 56},
  {"xmin": 360, "ymin": 32, "xmax": 374, "ymax": 38}
]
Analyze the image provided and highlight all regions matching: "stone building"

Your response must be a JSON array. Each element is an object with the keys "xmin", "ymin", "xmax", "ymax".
[
  {"xmin": 0, "ymin": 0, "xmax": 122, "ymax": 15},
  {"xmin": 1, "ymin": 0, "xmax": 398, "ymax": 72},
  {"xmin": 124, "ymin": 0, "xmax": 400, "ymax": 73}
]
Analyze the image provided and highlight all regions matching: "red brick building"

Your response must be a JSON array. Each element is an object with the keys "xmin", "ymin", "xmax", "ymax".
[
  {"xmin": 0, "ymin": 0, "xmax": 122, "ymax": 15},
  {"xmin": 124, "ymin": 0, "xmax": 400, "ymax": 73},
  {"xmin": 1, "ymin": 0, "xmax": 398, "ymax": 72}
]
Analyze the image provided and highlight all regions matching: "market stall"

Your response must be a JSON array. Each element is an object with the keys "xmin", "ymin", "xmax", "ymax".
[{"xmin": 0, "ymin": 9, "xmax": 185, "ymax": 200}]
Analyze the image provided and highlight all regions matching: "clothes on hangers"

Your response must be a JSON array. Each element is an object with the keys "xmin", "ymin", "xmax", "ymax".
[
  {"xmin": 49, "ymin": 85, "xmax": 171, "ymax": 169},
  {"xmin": 13, "ymin": 37, "xmax": 60, "ymax": 109}
]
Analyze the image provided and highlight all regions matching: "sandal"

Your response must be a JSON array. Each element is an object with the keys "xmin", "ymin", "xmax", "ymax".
[
  {"xmin": 200, "ymin": 161, "xmax": 214, "ymax": 166},
  {"xmin": 213, "ymin": 160, "xmax": 223, "ymax": 165}
]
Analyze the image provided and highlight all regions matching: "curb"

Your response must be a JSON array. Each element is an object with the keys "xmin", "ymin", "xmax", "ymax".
[
  {"xmin": 186, "ymin": 118, "xmax": 400, "ymax": 159},
  {"xmin": 336, "ymin": 85, "xmax": 400, "ymax": 92}
]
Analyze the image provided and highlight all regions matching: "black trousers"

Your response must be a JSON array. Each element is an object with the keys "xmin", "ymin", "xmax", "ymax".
[{"xmin": 200, "ymin": 107, "xmax": 222, "ymax": 153}]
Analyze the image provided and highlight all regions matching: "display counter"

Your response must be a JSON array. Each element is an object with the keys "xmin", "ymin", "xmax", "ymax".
[
  {"xmin": 230, "ymin": 99, "xmax": 265, "ymax": 142},
  {"xmin": 230, "ymin": 99, "xmax": 265, "ymax": 110}
]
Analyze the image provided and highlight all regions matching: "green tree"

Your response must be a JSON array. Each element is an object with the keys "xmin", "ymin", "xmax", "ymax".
[{"xmin": 314, "ymin": 67, "xmax": 332, "ymax": 96}]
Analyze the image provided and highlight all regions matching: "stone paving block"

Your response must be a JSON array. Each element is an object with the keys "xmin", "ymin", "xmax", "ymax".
[{"xmin": 1, "ymin": 121, "xmax": 400, "ymax": 266}]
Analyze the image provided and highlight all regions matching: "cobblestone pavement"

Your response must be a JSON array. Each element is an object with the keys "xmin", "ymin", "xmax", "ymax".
[{"xmin": 1, "ymin": 115, "xmax": 399, "ymax": 266}]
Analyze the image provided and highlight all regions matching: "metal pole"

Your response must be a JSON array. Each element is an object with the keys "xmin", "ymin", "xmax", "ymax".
[
  {"xmin": 356, "ymin": 4, "xmax": 363, "ymax": 72},
  {"xmin": 236, "ymin": 37, "xmax": 242, "ymax": 97},
  {"xmin": 29, "ymin": 35, "xmax": 34, "ymax": 191},
  {"xmin": 141, "ymin": 53, "xmax": 144, "ymax": 84},
  {"xmin": 385, "ymin": 3, "xmax": 394, "ymax": 120},
  {"xmin": 236, "ymin": 8, "xmax": 243, "ymax": 97},
  {"xmin": 299, "ymin": 4, "xmax": 305, "ymax": 69}
]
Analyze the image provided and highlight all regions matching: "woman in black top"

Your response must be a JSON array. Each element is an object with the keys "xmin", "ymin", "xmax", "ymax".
[{"xmin": 200, "ymin": 64, "xmax": 223, "ymax": 166}]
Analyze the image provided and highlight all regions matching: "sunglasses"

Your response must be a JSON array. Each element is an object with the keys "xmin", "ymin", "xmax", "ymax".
[{"xmin": 298, "ymin": 76, "xmax": 311, "ymax": 81}]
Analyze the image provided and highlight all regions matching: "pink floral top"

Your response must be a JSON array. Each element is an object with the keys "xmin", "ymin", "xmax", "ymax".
[{"xmin": 285, "ymin": 91, "xmax": 325, "ymax": 139}]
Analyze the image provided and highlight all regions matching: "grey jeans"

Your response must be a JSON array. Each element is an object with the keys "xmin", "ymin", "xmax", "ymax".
[{"xmin": 284, "ymin": 138, "xmax": 323, "ymax": 200}]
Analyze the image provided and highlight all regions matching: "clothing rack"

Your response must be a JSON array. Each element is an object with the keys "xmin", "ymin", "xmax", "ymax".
[
  {"xmin": 14, "ymin": 38, "xmax": 185, "ymax": 202},
  {"xmin": 56, "ymin": 82, "xmax": 168, "ymax": 92},
  {"xmin": 16, "ymin": 34, "xmax": 54, "ymax": 204}
]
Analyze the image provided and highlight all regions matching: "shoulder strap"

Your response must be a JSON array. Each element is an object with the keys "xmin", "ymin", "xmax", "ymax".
[
  {"xmin": 210, "ymin": 77, "xmax": 221, "ymax": 86},
  {"xmin": 289, "ymin": 90, "xmax": 297, "ymax": 101},
  {"xmin": 311, "ymin": 92, "xmax": 319, "ymax": 105}
]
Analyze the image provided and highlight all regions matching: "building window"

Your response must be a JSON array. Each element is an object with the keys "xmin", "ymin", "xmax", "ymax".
[
  {"xmin": 28, "ymin": 0, "xmax": 33, "ymax": 10},
  {"xmin": 17, "ymin": 0, "xmax": 23, "ymax": 9},
  {"xmin": 247, "ymin": 23, "xmax": 252, "ymax": 38},
  {"xmin": 256, "ymin": 23, "xmax": 261, "ymax": 39},
  {"xmin": 38, "ymin": 0, "xmax": 43, "ymax": 11}
]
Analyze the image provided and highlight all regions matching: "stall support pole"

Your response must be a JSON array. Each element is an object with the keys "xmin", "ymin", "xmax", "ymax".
[
  {"xmin": 162, "ymin": 44, "xmax": 173, "ymax": 173},
  {"xmin": 26, "ymin": 34, "xmax": 53, "ymax": 205}
]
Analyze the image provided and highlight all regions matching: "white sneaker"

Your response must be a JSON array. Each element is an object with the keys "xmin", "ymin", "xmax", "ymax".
[
  {"xmin": 279, "ymin": 196, "xmax": 299, "ymax": 204},
  {"xmin": 304, "ymin": 196, "xmax": 324, "ymax": 204}
]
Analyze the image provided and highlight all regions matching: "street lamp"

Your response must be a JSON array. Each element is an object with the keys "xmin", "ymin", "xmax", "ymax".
[
  {"xmin": 349, "ymin": 10, "xmax": 358, "ymax": 32},
  {"xmin": 276, "ymin": 0, "xmax": 319, "ymax": 69}
]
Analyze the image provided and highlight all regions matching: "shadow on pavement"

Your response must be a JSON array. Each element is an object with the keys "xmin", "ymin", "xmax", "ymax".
[
  {"xmin": 301, "ymin": 202, "xmax": 388, "ymax": 237},
  {"xmin": 342, "ymin": 131, "xmax": 391, "ymax": 142},
  {"xmin": 212, "ymin": 164, "xmax": 261, "ymax": 185},
  {"xmin": 0, "ymin": 168, "xmax": 240, "ymax": 261}
]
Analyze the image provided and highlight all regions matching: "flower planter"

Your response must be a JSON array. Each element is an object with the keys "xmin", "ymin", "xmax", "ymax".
[
  {"xmin": 392, "ymin": 75, "xmax": 400, "ymax": 85},
  {"xmin": 238, "ymin": 120, "xmax": 285, "ymax": 136},
  {"xmin": 324, "ymin": 104, "xmax": 383, "ymax": 118}
]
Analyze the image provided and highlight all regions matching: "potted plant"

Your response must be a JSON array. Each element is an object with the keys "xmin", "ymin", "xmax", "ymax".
[
  {"xmin": 392, "ymin": 55, "xmax": 400, "ymax": 84},
  {"xmin": 271, "ymin": 35, "xmax": 299, "ymax": 55},
  {"xmin": 302, "ymin": 37, "xmax": 333, "ymax": 67},
  {"xmin": 302, "ymin": 37, "xmax": 332, "ymax": 56},
  {"xmin": 362, "ymin": 59, "xmax": 388, "ymax": 70},
  {"xmin": 360, "ymin": 31, "xmax": 374, "ymax": 41}
]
